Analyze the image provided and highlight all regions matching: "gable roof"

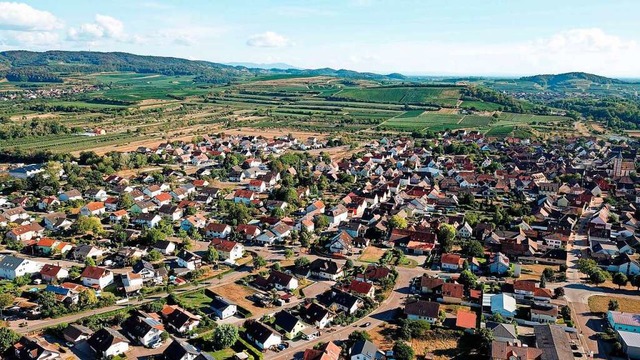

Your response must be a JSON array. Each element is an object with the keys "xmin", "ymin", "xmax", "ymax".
[{"xmin": 404, "ymin": 300, "xmax": 440, "ymax": 318}]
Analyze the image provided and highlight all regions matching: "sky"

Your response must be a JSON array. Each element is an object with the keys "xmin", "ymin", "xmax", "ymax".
[{"xmin": 1, "ymin": 0, "xmax": 640, "ymax": 77}]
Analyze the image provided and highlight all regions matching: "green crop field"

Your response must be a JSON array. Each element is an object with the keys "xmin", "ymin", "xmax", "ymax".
[
  {"xmin": 460, "ymin": 100, "xmax": 503, "ymax": 111},
  {"xmin": 382, "ymin": 113, "xmax": 464, "ymax": 131},
  {"xmin": 486, "ymin": 125, "xmax": 514, "ymax": 137},
  {"xmin": 396, "ymin": 110, "xmax": 426, "ymax": 118},
  {"xmin": 333, "ymin": 86, "xmax": 461, "ymax": 106},
  {"xmin": 459, "ymin": 115, "xmax": 495, "ymax": 127}
]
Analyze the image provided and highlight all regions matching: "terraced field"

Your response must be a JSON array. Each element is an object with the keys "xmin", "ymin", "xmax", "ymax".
[{"xmin": 333, "ymin": 86, "xmax": 462, "ymax": 106}]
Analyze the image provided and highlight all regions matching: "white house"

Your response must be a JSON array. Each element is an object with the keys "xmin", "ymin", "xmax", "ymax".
[
  {"xmin": 81, "ymin": 266, "xmax": 114, "ymax": 290},
  {"xmin": 0, "ymin": 256, "xmax": 43, "ymax": 280},
  {"xmin": 211, "ymin": 239, "xmax": 244, "ymax": 263},
  {"xmin": 80, "ymin": 202, "xmax": 106, "ymax": 217},
  {"xmin": 245, "ymin": 321, "xmax": 282, "ymax": 351},
  {"xmin": 210, "ymin": 296, "xmax": 238, "ymax": 320}
]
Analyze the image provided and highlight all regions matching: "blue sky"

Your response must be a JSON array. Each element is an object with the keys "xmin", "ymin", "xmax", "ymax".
[{"xmin": 1, "ymin": 0, "xmax": 639, "ymax": 76}]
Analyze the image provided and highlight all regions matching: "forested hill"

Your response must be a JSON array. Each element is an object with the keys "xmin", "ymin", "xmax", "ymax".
[
  {"xmin": 0, "ymin": 50, "xmax": 403, "ymax": 83},
  {"xmin": 519, "ymin": 72, "xmax": 624, "ymax": 86}
]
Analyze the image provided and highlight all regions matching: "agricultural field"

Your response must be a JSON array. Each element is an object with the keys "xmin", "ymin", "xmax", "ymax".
[
  {"xmin": 333, "ymin": 86, "xmax": 462, "ymax": 106},
  {"xmin": 460, "ymin": 100, "xmax": 503, "ymax": 111},
  {"xmin": 588, "ymin": 295, "xmax": 640, "ymax": 314}
]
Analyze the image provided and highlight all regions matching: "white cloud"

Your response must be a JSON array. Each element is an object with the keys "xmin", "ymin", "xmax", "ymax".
[
  {"xmin": 288, "ymin": 28, "xmax": 640, "ymax": 77},
  {"xmin": 246, "ymin": 31, "xmax": 291, "ymax": 48},
  {"xmin": 0, "ymin": 30, "xmax": 60, "ymax": 47},
  {"xmin": 67, "ymin": 14, "xmax": 127, "ymax": 42},
  {"xmin": 0, "ymin": 2, "xmax": 62, "ymax": 31}
]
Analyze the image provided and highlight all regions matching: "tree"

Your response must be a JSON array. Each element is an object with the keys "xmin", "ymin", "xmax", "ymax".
[
  {"xmin": 212, "ymin": 324, "xmax": 239, "ymax": 350},
  {"xmin": 608, "ymin": 299, "xmax": 620, "ymax": 311},
  {"xmin": 314, "ymin": 215, "xmax": 329, "ymax": 230},
  {"xmin": 0, "ymin": 293, "xmax": 15, "ymax": 316},
  {"xmin": 542, "ymin": 267, "xmax": 555, "ymax": 280},
  {"xmin": 146, "ymin": 249, "xmax": 163, "ymax": 262},
  {"xmin": 393, "ymin": 341, "xmax": 414, "ymax": 360},
  {"xmin": 477, "ymin": 327, "xmax": 494, "ymax": 355},
  {"xmin": 119, "ymin": 193, "xmax": 134, "ymax": 209},
  {"xmin": 437, "ymin": 223, "xmax": 457, "ymax": 253},
  {"xmin": 284, "ymin": 249, "xmax": 294, "ymax": 259},
  {"xmin": 458, "ymin": 270, "xmax": 477, "ymax": 289},
  {"xmin": 613, "ymin": 272, "xmax": 628, "ymax": 289},
  {"xmin": 205, "ymin": 247, "xmax": 219, "ymax": 264},
  {"xmin": 632, "ymin": 274, "xmax": 640, "ymax": 290},
  {"xmin": 540, "ymin": 275, "xmax": 547, "ymax": 289},
  {"xmin": 577, "ymin": 258, "xmax": 599, "ymax": 276},
  {"xmin": 388, "ymin": 215, "xmax": 408, "ymax": 230},
  {"xmin": 0, "ymin": 328, "xmax": 20, "ymax": 354},
  {"xmin": 590, "ymin": 270, "xmax": 608, "ymax": 286},
  {"xmin": 73, "ymin": 216, "xmax": 104, "ymax": 236},
  {"xmin": 79, "ymin": 289, "xmax": 98, "ymax": 307},
  {"xmin": 554, "ymin": 287, "xmax": 565, "ymax": 298},
  {"xmin": 253, "ymin": 256, "xmax": 267, "ymax": 270},
  {"xmin": 295, "ymin": 257, "xmax": 310, "ymax": 268},
  {"xmin": 348, "ymin": 330, "xmax": 371, "ymax": 343},
  {"xmin": 84, "ymin": 257, "xmax": 96, "ymax": 267},
  {"xmin": 463, "ymin": 240, "xmax": 485, "ymax": 257},
  {"xmin": 345, "ymin": 259, "xmax": 354, "ymax": 269}
]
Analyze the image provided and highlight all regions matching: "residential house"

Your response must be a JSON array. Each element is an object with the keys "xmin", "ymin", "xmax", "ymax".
[
  {"xmin": 404, "ymin": 300, "xmax": 440, "ymax": 323},
  {"xmin": 210, "ymin": 296, "xmax": 237, "ymax": 320},
  {"xmin": 330, "ymin": 289, "xmax": 362, "ymax": 315},
  {"xmin": 12, "ymin": 336, "xmax": 61, "ymax": 360},
  {"xmin": 0, "ymin": 255, "xmax": 42, "ymax": 280},
  {"xmin": 267, "ymin": 270, "xmax": 298, "ymax": 291},
  {"xmin": 121, "ymin": 312, "xmax": 164, "ymax": 348},
  {"xmin": 440, "ymin": 253, "xmax": 464, "ymax": 271},
  {"xmin": 490, "ymin": 293, "xmax": 517, "ymax": 319},
  {"xmin": 161, "ymin": 305, "xmax": 201, "ymax": 334},
  {"xmin": 530, "ymin": 302, "xmax": 558, "ymax": 324},
  {"xmin": 72, "ymin": 244, "xmax": 104, "ymax": 261},
  {"xmin": 488, "ymin": 252, "xmax": 510, "ymax": 275},
  {"xmin": 302, "ymin": 303, "xmax": 334, "ymax": 329},
  {"xmin": 176, "ymin": 250, "xmax": 202, "ymax": 271},
  {"xmin": 310, "ymin": 259, "xmax": 344, "ymax": 280},
  {"xmin": 440, "ymin": 282, "xmax": 464, "ymax": 304},
  {"xmin": 244, "ymin": 320, "xmax": 282, "ymax": 351},
  {"xmin": 87, "ymin": 328, "xmax": 129, "ymax": 359},
  {"xmin": 302, "ymin": 341, "xmax": 341, "ymax": 360},
  {"xmin": 348, "ymin": 280, "xmax": 375, "ymax": 299},
  {"xmin": 211, "ymin": 239, "xmax": 244, "ymax": 263},
  {"xmin": 39, "ymin": 264, "xmax": 68, "ymax": 283},
  {"xmin": 62, "ymin": 324, "xmax": 93, "ymax": 344},
  {"xmin": 153, "ymin": 240, "xmax": 177, "ymax": 255},
  {"xmin": 456, "ymin": 309, "xmax": 477, "ymax": 330},
  {"xmin": 5, "ymin": 222, "xmax": 44, "ymax": 242},
  {"xmin": 273, "ymin": 310, "xmax": 306, "ymax": 339},
  {"xmin": 205, "ymin": 223, "xmax": 232, "ymax": 239},
  {"xmin": 81, "ymin": 266, "xmax": 114, "ymax": 290},
  {"xmin": 350, "ymin": 340, "xmax": 381, "ymax": 360},
  {"xmin": 80, "ymin": 202, "xmax": 106, "ymax": 217}
]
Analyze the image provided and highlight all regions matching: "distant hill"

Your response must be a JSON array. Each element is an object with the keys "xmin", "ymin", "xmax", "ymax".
[
  {"xmin": 519, "ymin": 72, "xmax": 624, "ymax": 86},
  {"xmin": 227, "ymin": 62, "xmax": 299, "ymax": 70},
  {"xmin": 0, "ymin": 50, "xmax": 403, "ymax": 83}
]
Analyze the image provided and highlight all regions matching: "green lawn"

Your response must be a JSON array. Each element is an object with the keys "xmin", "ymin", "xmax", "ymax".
[
  {"xmin": 209, "ymin": 348, "xmax": 235, "ymax": 360},
  {"xmin": 178, "ymin": 289, "xmax": 214, "ymax": 312}
]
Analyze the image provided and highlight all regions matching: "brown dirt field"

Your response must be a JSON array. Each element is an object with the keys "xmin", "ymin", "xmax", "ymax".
[
  {"xmin": 437, "ymin": 108, "xmax": 459, "ymax": 114},
  {"xmin": 574, "ymin": 121, "xmax": 590, "ymax": 137},
  {"xmin": 519, "ymin": 264, "xmax": 557, "ymax": 281},
  {"xmin": 209, "ymin": 283, "xmax": 266, "ymax": 316},
  {"xmin": 371, "ymin": 324, "xmax": 460, "ymax": 360},
  {"xmin": 138, "ymin": 99, "xmax": 180, "ymax": 110},
  {"xmin": 10, "ymin": 113, "xmax": 59, "ymax": 121},
  {"xmin": 358, "ymin": 246, "xmax": 386, "ymax": 263},
  {"xmin": 248, "ymin": 76, "xmax": 335, "ymax": 87},
  {"xmin": 626, "ymin": 131, "xmax": 640, "ymax": 138},
  {"xmin": 588, "ymin": 295, "xmax": 640, "ymax": 314},
  {"xmin": 589, "ymin": 122, "xmax": 605, "ymax": 133}
]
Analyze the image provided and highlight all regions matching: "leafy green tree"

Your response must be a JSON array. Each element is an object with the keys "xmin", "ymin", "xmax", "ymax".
[
  {"xmin": 85, "ymin": 257, "xmax": 96, "ymax": 267},
  {"xmin": 613, "ymin": 272, "xmax": 628, "ymax": 289},
  {"xmin": 205, "ymin": 247, "xmax": 219, "ymax": 264},
  {"xmin": 348, "ymin": 330, "xmax": 371, "ymax": 343},
  {"xmin": 145, "ymin": 249, "xmax": 163, "ymax": 262},
  {"xmin": 79, "ymin": 289, "xmax": 98, "ymax": 307},
  {"xmin": 0, "ymin": 293, "xmax": 15, "ymax": 316},
  {"xmin": 0, "ymin": 328, "xmax": 20, "ymax": 354},
  {"xmin": 314, "ymin": 215, "xmax": 330, "ymax": 230},
  {"xmin": 388, "ymin": 215, "xmax": 408, "ymax": 230},
  {"xmin": 253, "ymin": 256, "xmax": 267, "ymax": 270},
  {"xmin": 437, "ymin": 223, "xmax": 456, "ymax": 253},
  {"xmin": 458, "ymin": 270, "xmax": 477, "ymax": 289},
  {"xmin": 577, "ymin": 258, "xmax": 599, "ymax": 276},
  {"xmin": 632, "ymin": 274, "xmax": 640, "ymax": 290},
  {"xmin": 284, "ymin": 249, "xmax": 294, "ymax": 259},
  {"xmin": 212, "ymin": 324, "xmax": 239, "ymax": 350},
  {"xmin": 590, "ymin": 270, "xmax": 608, "ymax": 286},
  {"xmin": 542, "ymin": 267, "xmax": 555, "ymax": 280},
  {"xmin": 295, "ymin": 257, "xmax": 310, "ymax": 267},
  {"xmin": 73, "ymin": 216, "xmax": 104, "ymax": 236},
  {"xmin": 463, "ymin": 240, "xmax": 485, "ymax": 257},
  {"xmin": 393, "ymin": 341, "xmax": 414, "ymax": 360}
]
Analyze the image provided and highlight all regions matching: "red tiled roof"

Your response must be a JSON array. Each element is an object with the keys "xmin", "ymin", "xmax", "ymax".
[
  {"xmin": 456, "ymin": 309, "xmax": 477, "ymax": 329},
  {"xmin": 440, "ymin": 253, "xmax": 462, "ymax": 266},
  {"xmin": 81, "ymin": 266, "xmax": 108, "ymax": 280},
  {"xmin": 441, "ymin": 282, "xmax": 464, "ymax": 299},
  {"xmin": 349, "ymin": 280, "xmax": 373, "ymax": 295}
]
